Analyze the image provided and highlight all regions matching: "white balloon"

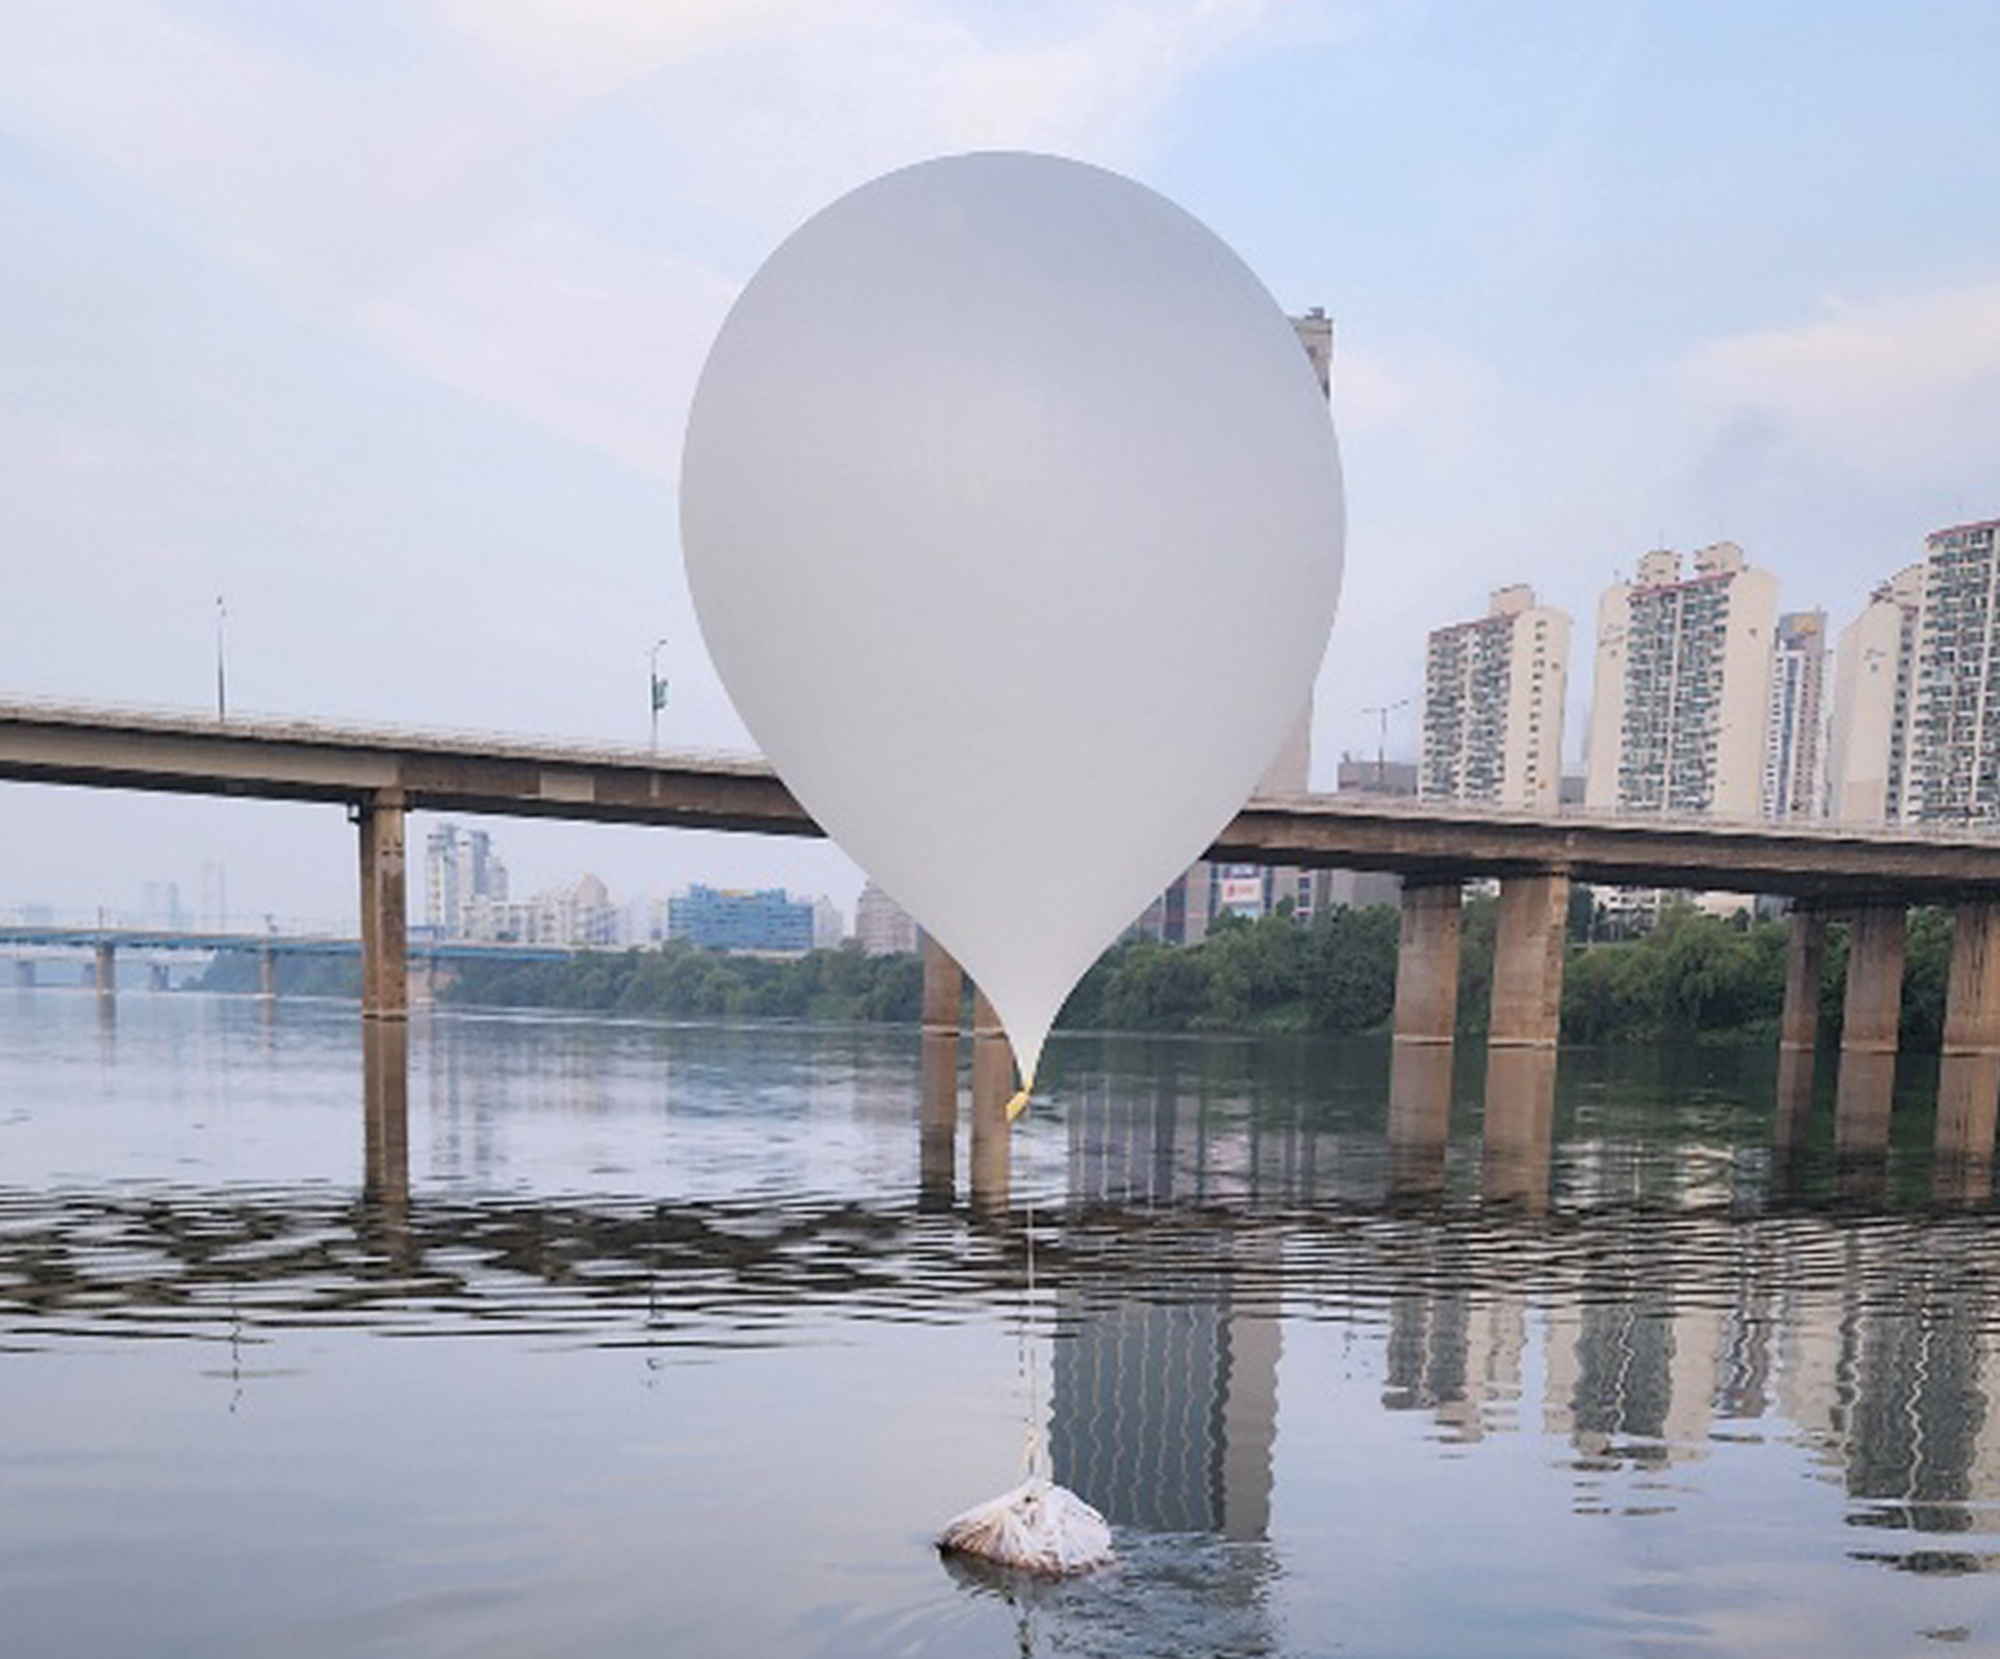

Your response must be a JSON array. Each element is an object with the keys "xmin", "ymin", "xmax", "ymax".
[{"xmin": 682, "ymin": 152, "xmax": 1343, "ymax": 1087}]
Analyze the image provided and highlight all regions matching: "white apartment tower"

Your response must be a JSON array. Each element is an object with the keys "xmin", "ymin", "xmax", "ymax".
[
  {"xmin": 1420, "ymin": 584, "xmax": 1569, "ymax": 812},
  {"xmin": 1761, "ymin": 610, "xmax": 1828, "ymax": 820},
  {"xmin": 1584, "ymin": 544, "xmax": 1779, "ymax": 818},
  {"xmin": 425, "ymin": 823, "xmax": 508, "ymax": 937},
  {"xmin": 1905, "ymin": 518, "xmax": 2000, "ymax": 825},
  {"xmin": 854, "ymin": 880, "xmax": 919, "ymax": 956},
  {"xmin": 1827, "ymin": 565, "xmax": 1924, "ymax": 824}
]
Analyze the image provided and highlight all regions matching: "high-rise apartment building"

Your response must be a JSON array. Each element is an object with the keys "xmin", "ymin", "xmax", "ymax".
[
  {"xmin": 1761, "ymin": 610, "xmax": 1828, "ymax": 820},
  {"xmin": 425, "ymin": 823, "xmax": 508, "ymax": 937},
  {"xmin": 1905, "ymin": 518, "xmax": 2000, "ymax": 826},
  {"xmin": 854, "ymin": 880, "xmax": 919, "ymax": 956},
  {"xmin": 1420, "ymin": 584, "xmax": 1569, "ymax": 812},
  {"xmin": 1583, "ymin": 544, "xmax": 1779, "ymax": 818},
  {"xmin": 1827, "ymin": 566, "xmax": 1923, "ymax": 824}
]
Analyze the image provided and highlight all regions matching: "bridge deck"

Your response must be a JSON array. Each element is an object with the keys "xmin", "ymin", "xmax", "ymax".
[{"xmin": 6, "ymin": 699, "xmax": 2000, "ymax": 901}]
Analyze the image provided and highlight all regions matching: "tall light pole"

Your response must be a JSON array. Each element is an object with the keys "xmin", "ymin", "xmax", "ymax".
[
  {"xmin": 648, "ymin": 637, "xmax": 669, "ymax": 752},
  {"xmin": 215, "ymin": 595, "xmax": 228, "ymax": 722},
  {"xmin": 1361, "ymin": 696, "xmax": 1410, "ymax": 792}
]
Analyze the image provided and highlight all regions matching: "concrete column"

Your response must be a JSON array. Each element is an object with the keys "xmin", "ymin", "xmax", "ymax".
[
  {"xmin": 1775, "ymin": 907, "xmax": 1828, "ymax": 1148},
  {"xmin": 1943, "ymin": 899, "xmax": 2000, "ymax": 1057},
  {"xmin": 94, "ymin": 941, "xmax": 116, "ymax": 999},
  {"xmin": 921, "ymin": 934, "xmax": 963, "ymax": 1035},
  {"xmin": 1937, "ymin": 898, "xmax": 2000, "ymax": 1170},
  {"xmin": 1482, "ymin": 872, "xmax": 1566, "ymax": 1201},
  {"xmin": 1835, "ymin": 903, "xmax": 1905, "ymax": 1154},
  {"xmin": 1393, "ymin": 879, "xmax": 1462, "ymax": 1045},
  {"xmin": 1487, "ymin": 872, "xmax": 1569, "ymax": 1050},
  {"xmin": 357, "ymin": 792, "xmax": 408, "ymax": 1021},
  {"xmin": 969, "ymin": 986, "xmax": 1011, "ymax": 1216},
  {"xmin": 1935, "ymin": 1055, "xmax": 1999, "ymax": 1202},
  {"xmin": 1389, "ymin": 879, "xmax": 1463, "ymax": 1183},
  {"xmin": 258, "ymin": 943, "xmax": 278, "ymax": 1001}
]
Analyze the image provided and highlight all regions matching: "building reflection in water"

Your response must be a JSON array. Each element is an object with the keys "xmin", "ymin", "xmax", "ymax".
[{"xmin": 1036, "ymin": 1056, "xmax": 2000, "ymax": 1571}]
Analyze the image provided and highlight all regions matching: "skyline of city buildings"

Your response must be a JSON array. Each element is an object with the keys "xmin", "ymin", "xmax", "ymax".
[{"xmin": 420, "ymin": 819, "xmax": 841, "ymax": 955}]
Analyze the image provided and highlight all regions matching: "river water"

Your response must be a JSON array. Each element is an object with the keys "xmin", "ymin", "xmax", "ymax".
[{"xmin": 3, "ymin": 988, "xmax": 1997, "ymax": 1657}]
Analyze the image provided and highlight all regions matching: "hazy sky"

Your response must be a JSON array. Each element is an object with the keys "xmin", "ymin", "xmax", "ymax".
[{"xmin": 5, "ymin": 0, "xmax": 1999, "ymax": 930}]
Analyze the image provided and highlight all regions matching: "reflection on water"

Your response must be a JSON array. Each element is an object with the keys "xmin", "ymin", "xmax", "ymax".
[{"xmin": 3, "ymin": 992, "xmax": 1999, "ymax": 1656}]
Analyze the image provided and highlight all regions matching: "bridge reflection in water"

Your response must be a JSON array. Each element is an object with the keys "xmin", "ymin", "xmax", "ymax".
[{"xmin": 8, "ymin": 1018, "xmax": 2000, "ymax": 1594}]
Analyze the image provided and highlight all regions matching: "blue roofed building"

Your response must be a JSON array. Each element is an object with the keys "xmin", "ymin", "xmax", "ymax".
[{"xmin": 667, "ymin": 885, "xmax": 815, "ymax": 955}]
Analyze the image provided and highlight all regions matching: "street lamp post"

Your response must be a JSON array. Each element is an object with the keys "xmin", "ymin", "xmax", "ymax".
[
  {"xmin": 1361, "ymin": 696, "xmax": 1411, "ymax": 792},
  {"xmin": 648, "ymin": 637, "xmax": 669, "ymax": 752},
  {"xmin": 215, "ymin": 595, "xmax": 228, "ymax": 722}
]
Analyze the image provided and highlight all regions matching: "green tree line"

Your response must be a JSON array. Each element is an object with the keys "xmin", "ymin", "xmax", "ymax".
[
  {"xmin": 221, "ymin": 900, "xmax": 1957, "ymax": 1051},
  {"xmin": 442, "ymin": 938, "xmax": 925, "ymax": 1024}
]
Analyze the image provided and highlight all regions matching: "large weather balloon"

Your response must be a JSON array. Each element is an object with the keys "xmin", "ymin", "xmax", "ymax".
[{"xmin": 682, "ymin": 152, "xmax": 1343, "ymax": 1091}]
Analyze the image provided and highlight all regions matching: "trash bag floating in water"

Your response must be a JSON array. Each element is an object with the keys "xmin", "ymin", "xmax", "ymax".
[{"xmin": 937, "ymin": 1475, "xmax": 1114, "ymax": 1577}]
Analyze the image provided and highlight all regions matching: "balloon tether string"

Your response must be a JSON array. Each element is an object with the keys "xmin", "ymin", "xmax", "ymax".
[{"xmin": 1020, "ymin": 1069, "xmax": 1045, "ymax": 1485}]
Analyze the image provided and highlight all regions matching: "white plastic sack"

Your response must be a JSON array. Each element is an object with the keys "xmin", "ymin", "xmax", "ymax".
[{"xmin": 937, "ymin": 1475, "xmax": 1115, "ymax": 1577}]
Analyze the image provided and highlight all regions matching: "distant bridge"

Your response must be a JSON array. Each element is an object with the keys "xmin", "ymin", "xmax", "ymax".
[
  {"xmin": 0, "ymin": 920, "xmax": 575, "ymax": 995},
  {"xmin": 0, "ymin": 922, "xmax": 575, "ymax": 961}
]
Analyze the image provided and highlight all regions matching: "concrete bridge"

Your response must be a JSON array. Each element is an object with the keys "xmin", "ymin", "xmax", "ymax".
[{"xmin": 6, "ymin": 698, "xmax": 1999, "ymax": 1182}]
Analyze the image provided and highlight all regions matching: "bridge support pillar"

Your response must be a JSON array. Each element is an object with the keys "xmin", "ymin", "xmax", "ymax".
[
  {"xmin": 258, "ymin": 943, "xmax": 277, "ymax": 1001},
  {"xmin": 94, "ymin": 941, "xmax": 115, "ymax": 1000},
  {"xmin": 1836, "ymin": 902, "xmax": 1905, "ymax": 1154},
  {"xmin": 919, "ymin": 936, "xmax": 963, "ymax": 1207},
  {"xmin": 1389, "ymin": 878, "xmax": 1462, "ymax": 1165},
  {"xmin": 357, "ymin": 791, "xmax": 408, "ymax": 1021},
  {"xmin": 1937, "ymin": 900, "xmax": 2000, "ymax": 1168},
  {"xmin": 1776, "ymin": 906, "xmax": 1828, "ymax": 1147},
  {"xmin": 922, "ymin": 933, "xmax": 963, "ymax": 1035},
  {"xmin": 1482, "ymin": 871, "xmax": 1567, "ymax": 1196},
  {"xmin": 15, "ymin": 960, "xmax": 34, "ymax": 988},
  {"xmin": 969, "ymin": 986, "xmax": 1011, "ymax": 1217},
  {"xmin": 1488, "ymin": 871, "xmax": 1567, "ymax": 1052}
]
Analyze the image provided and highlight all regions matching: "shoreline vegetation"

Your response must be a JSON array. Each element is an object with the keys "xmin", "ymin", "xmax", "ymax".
[{"xmin": 197, "ymin": 898, "xmax": 1958, "ymax": 1051}]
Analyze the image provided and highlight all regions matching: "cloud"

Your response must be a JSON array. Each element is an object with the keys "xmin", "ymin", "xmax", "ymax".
[
  {"xmin": 1333, "ymin": 335, "xmax": 1494, "ymax": 445},
  {"xmin": 354, "ymin": 216, "xmax": 734, "ymax": 478},
  {"xmin": 1678, "ymin": 279, "xmax": 2000, "ymax": 482},
  {"xmin": 0, "ymin": 0, "xmax": 1321, "ymax": 479}
]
